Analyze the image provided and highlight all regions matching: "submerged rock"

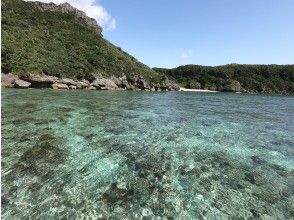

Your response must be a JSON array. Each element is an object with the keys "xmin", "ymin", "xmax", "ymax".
[
  {"xmin": 14, "ymin": 79, "xmax": 31, "ymax": 88},
  {"xmin": 245, "ymin": 170, "xmax": 268, "ymax": 185}
]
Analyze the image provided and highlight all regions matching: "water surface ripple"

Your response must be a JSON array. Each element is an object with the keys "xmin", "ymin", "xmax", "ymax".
[{"xmin": 1, "ymin": 89, "xmax": 294, "ymax": 219}]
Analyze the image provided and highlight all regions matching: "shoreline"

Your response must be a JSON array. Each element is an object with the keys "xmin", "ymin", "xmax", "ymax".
[{"xmin": 179, "ymin": 88, "xmax": 219, "ymax": 93}]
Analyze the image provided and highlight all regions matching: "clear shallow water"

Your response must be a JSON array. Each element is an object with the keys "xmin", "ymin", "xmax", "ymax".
[{"xmin": 1, "ymin": 89, "xmax": 294, "ymax": 219}]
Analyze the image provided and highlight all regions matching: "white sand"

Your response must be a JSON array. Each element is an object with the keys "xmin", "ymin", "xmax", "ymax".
[{"xmin": 179, "ymin": 88, "xmax": 219, "ymax": 93}]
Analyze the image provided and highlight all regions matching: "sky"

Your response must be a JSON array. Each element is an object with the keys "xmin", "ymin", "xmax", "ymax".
[{"xmin": 27, "ymin": 0, "xmax": 294, "ymax": 68}]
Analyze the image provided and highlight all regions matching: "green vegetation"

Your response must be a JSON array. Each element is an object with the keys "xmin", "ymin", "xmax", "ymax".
[
  {"xmin": 1, "ymin": 0, "xmax": 163, "ymax": 82},
  {"xmin": 154, "ymin": 64, "xmax": 294, "ymax": 94},
  {"xmin": 2, "ymin": 0, "xmax": 293, "ymax": 94}
]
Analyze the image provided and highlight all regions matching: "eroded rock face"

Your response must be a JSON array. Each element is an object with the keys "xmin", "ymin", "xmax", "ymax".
[
  {"xmin": 166, "ymin": 83, "xmax": 180, "ymax": 91},
  {"xmin": 92, "ymin": 78, "xmax": 118, "ymax": 90},
  {"xmin": 111, "ymin": 76, "xmax": 130, "ymax": 89},
  {"xmin": 58, "ymin": 78, "xmax": 77, "ymax": 86},
  {"xmin": 76, "ymin": 81, "xmax": 89, "ymax": 89},
  {"xmin": 21, "ymin": 74, "xmax": 57, "ymax": 88},
  {"xmin": 1, "ymin": 73, "xmax": 18, "ymax": 88},
  {"xmin": 52, "ymin": 83, "xmax": 69, "ymax": 90},
  {"xmin": 14, "ymin": 80, "xmax": 31, "ymax": 88},
  {"xmin": 5, "ymin": 73, "xmax": 181, "ymax": 92}
]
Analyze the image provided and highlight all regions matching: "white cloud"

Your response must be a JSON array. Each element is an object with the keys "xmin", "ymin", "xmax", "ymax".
[
  {"xmin": 181, "ymin": 49, "xmax": 193, "ymax": 58},
  {"xmin": 25, "ymin": 0, "xmax": 116, "ymax": 31}
]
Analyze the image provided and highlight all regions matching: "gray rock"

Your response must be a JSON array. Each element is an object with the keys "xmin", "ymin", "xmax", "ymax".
[
  {"xmin": 1, "ymin": 73, "xmax": 18, "ymax": 88},
  {"xmin": 166, "ymin": 83, "xmax": 180, "ymax": 91},
  {"xmin": 81, "ymin": 79, "xmax": 90, "ymax": 84},
  {"xmin": 52, "ymin": 83, "xmax": 69, "ymax": 89},
  {"xmin": 69, "ymin": 85, "xmax": 77, "ymax": 90},
  {"xmin": 111, "ymin": 76, "xmax": 129, "ymax": 89},
  {"xmin": 58, "ymin": 78, "xmax": 77, "ymax": 86},
  {"xmin": 76, "ymin": 81, "xmax": 89, "ymax": 89},
  {"xmin": 87, "ymin": 85, "xmax": 97, "ymax": 90},
  {"xmin": 137, "ymin": 78, "xmax": 150, "ymax": 90},
  {"xmin": 14, "ymin": 80, "xmax": 31, "ymax": 88},
  {"xmin": 21, "ymin": 74, "xmax": 57, "ymax": 88},
  {"xmin": 92, "ymin": 78, "xmax": 118, "ymax": 90}
]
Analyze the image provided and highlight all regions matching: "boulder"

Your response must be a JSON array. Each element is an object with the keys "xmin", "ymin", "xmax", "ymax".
[
  {"xmin": 92, "ymin": 78, "xmax": 118, "ymax": 90},
  {"xmin": 154, "ymin": 84, "xmax": 162, "ymax": 91},
  {"xmin": 166, "ymin": 83, "xmax": 180, "ymax": 91},
  {"xmin": 58, "ymin": 78, "xmax": 77, "ymax": 86},
  {"xmin": 52, "ymin": 83, "xmax": 69, "ymax": 89},
  {"xmin": 2, "ymin": 73, "xmax": 18, "ymax": 88},
  {"xmin": 137, "ymin": 78, "xmax": 150, "ymax": 90},
  {"xmin": 87, "ymin": 85, "xmax": 97, "ymax": 90},
  {"xmin": 76, "ymin": 81, "xmax": 89, "ymax": 89},
  {"xmin": 111, "ymin": 76, "xmax": 129, "ymax": 89},
  {"xmin": 14, "ymin": 80, "xmax": 31, "ymax": 88},
  {"xmin": 69, "ymin": 85, "xmax": 77, "ymax": 89},
  {"xmin": 21, "ymin": 74, "xmax": 57, "ymax": 88},
  {"xmin": 126, "ymin": 84, "xmax": 139, "ymax": 91},
  {"xmin": 81, "ymin": 79, "xmax": 90, "ymax": 84}
]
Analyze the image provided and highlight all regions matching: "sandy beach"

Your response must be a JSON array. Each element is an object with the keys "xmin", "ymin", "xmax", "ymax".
[{"xmin": 179, "ymin": 88, "xmax": 219, "ymax": 92}]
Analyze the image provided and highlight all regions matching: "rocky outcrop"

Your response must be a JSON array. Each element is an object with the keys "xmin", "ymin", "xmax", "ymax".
[
  {"xmin": 92, "ymin": 78, "xmax": 118, "ymax": 90},
  {"xmin": 14, "ymin": 79, "xmax": 31, "ymax": 88},
  {"xmin": 20, "ymin": 74, "xmax": 57, "ymax": 88},
  {"xmin": 76, "ymin": 81, "xmax": 89, "ymax": 89},
  {"xmin": 111, "ymin": 76, "xmax": 130, "ymax": 89},
  {"xmin": 58, "ymin": 78, "xmax": 77, "ymax": 86},
  {"xmin": 165, "ymin": 83, "xmax": 180, "ymax": 91},
  {"xmin": 1, "ymin": 73, "xmax": 18, "ymax": 88},
  {"xmin": 86, "ymin": 85, "xmax": 96, "ymax": 90},
  {"xmin": 52, "ymin": 83, "xmax": 69, "ymax": 90},
  {"xmin": 33, "ymin": 2, "xmax": 102, "ymax": 35},
  {"xmin": 2, "ymin": 73, "xmax": 180, "ymax": 91}
]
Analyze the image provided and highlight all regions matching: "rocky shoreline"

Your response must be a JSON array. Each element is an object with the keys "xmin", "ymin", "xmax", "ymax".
[{"xmin": 1, "ymin": 73, "xmax": 180, "ymax": 91}]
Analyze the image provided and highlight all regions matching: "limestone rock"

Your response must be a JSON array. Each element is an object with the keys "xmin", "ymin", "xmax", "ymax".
[
  {"xmin": 69, "ymin": 85, "xmax": 77, "ymax": 89},
  {"xmin": 111, "ymin": 76, "xmax": 129, "ymax": 89},
  {"xmin": 52, "ymin": 83, "xmax": 69, "ymax": 90},
  {"xmin": 58, "ymin": 78, "xmax": 77, "ymax": 86},
  {"xmin": 76, "ymin": 81, "xmax": 89, "ymax": 89},
  {"xmin": 14, "ymin": 80, "xmax": 31, "ymax": 88},
  {"xmin": 92, "ymin": 78, "xmax": 118, "ymax": 90},
  {"xmin": 21, "ymin": 74, "xmax": 57, "ymax": 88},
  {"xmin": 1, "ymin": 73, "xmax": 18, "ymax": 88},
  {"xmin": 87, "ymin": 85, "xmax": 97, "ymax": 90}
]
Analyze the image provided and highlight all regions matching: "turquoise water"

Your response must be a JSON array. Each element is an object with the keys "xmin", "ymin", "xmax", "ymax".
[{"xmin": 1, "ymin": 89, "xmax": 294, "ymax": 219}]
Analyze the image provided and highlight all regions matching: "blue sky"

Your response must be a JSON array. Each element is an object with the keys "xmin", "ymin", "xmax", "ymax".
[{"xmin": 100, "ymin": 0, "xmax": 294, "ymax": 68}]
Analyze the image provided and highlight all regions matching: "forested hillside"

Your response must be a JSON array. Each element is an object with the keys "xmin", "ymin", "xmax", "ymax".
[
  {"xmin": 1, "ymin": 0, "xmax": 163, "ymax": 82},
  {"xmin": 155, "ymin": 64, "xmax": 294, "ymax": 94}
]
